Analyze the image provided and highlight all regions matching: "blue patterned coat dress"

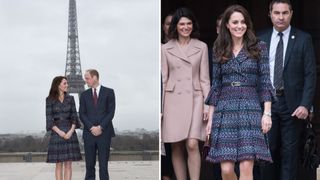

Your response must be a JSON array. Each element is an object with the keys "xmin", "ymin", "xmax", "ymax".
[
  {"xmin": 46, "ymin": 94, "xmax": 82, "ymax": 163},
  {"xmin": 205, "ymin": 41, "xmax": 274, "ymax": 163}
]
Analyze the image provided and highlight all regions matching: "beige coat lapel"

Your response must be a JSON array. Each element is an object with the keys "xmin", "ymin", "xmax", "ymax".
[
  {"xmin": 186, "ymin": 38, "xmax": 201, "ymax": 58},
  {"xmin": 165, "ymin": 39, "xmax": 201, "ymax": 63},
  {"xmin": 165, "ymin": 39, "xmax": 189, "ymax": 62}
]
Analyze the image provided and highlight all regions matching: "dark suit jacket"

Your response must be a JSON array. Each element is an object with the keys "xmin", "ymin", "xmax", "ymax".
[
  {"xmin": 79, "ymin": 86, "xmax": 116, "ymax": 138},
  {"xmin": 258, "ymin": 27, "xmax": 316, "ymax": 113}
]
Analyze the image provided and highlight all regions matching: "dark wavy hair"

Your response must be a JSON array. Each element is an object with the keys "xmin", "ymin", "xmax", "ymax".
[
  {"xmin": 168, "ymin": 7, "xmax": 200, "ymax": 40},
  {"xmin": 47, "ymin": 76, "xmax": 67, "ymax": 100},
  {"xmin": 213, "ymin": 4, "xmax": 260, "ymax": 63}
]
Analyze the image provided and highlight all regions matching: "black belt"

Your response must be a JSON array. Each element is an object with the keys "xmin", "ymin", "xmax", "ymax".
[
  {"xmin": 53, "ymin": 117, "xmax": 71, "ymax": 121},
  {"xmin": 276, "ymin": 89, "xmax": 284, "ymax": 96},
  {"xmin": 53, "ymin": 118, "xmax": 72, "ymax": 126},
  {"xmin": 223, "ymin": 81, "xmax": 255, "ymax": 87}
]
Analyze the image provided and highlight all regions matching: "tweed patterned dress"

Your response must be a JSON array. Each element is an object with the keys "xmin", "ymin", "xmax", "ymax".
[
  {"xmin": 205, "ymin": 41, "xmax": 274, "ymax": 163},
  {"xmin": 46, "ymin": 94, "xmax": 82, "ymax": 163}
]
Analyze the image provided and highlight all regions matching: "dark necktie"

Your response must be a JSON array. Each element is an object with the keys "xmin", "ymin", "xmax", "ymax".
[
  {"xmin": 274, "ymin": 32, "xmax": 284, "ymax": 90},
  {"xmin": 93, "ymin": 88, "xmax": 98, "ymax": 106}
]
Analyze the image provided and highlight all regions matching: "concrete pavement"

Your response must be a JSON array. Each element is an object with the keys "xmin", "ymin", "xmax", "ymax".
[{"xmin": 0, "ymin": 161, "xmax": 159, "ymax": 180}]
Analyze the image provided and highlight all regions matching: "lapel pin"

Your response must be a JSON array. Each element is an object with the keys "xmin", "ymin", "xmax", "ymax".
[{"xmin": 291, "ymin": 35, "xmax": 295, "ymax": 39}]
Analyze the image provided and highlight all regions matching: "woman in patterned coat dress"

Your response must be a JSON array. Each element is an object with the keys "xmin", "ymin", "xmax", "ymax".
[
  {"xmin": 46, "ymin": 76, "xmax": 82, "ymax": 180},
  {"xmin": 205, "ymin": 5, "xmax": 275, "ymax": 180}
]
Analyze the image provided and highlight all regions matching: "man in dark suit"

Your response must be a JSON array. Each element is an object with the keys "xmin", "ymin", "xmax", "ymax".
[
  {"xmin": 79, "ymin": 69, "xmax": 116, "ymax": 180},
  {"xmin": 258, "ymin": 0, "xmax": 316, "ymax": 179}
]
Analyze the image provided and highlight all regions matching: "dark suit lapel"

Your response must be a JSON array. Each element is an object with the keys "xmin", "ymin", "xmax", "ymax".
[
  {"xmin": 284, "ymin": 28, "xmax": 296, "ymax": 68},
  {"xmin": 86, "ymin": 88, "xmax": 95, "ymax": 106},
  {"xmin": 97, "ymin": 86, "xmax": 105, "ymax": 107},
  {"xmin": 260, "ymin": 29, "xmax": 273, "ymax": 54}
]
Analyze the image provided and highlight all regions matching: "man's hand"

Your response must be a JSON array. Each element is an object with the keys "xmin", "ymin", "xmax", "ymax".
[
  {"xmin": 90, "ymin": 126, "xmax": 102, "ymax": 136},
  {"xmin": 291, "ymin": 106, "xmax": 309, "ymax": 120}
]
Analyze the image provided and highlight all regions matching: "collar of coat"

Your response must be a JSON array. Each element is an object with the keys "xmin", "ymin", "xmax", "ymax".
[{"xmin": 163, "ymin": 38, "xmax": 203, "ymax": 63}]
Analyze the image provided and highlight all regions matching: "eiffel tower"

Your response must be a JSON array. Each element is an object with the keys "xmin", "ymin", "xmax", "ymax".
[{"xmin": 65, "ymin": 0, "xmax": 85, "ymax": 98}]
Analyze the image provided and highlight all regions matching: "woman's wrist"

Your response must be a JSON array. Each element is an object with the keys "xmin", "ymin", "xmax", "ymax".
[
  {"xmin": 59, "ymin": 131, "xmax": 65, "ymax": 137},
  {"xmin": 263, "ymin": 111, "xmax": 272, "ymax": 117},
  {"xmin": 68, "ymin": 129, "xmax": 74, "ymax": 134}
]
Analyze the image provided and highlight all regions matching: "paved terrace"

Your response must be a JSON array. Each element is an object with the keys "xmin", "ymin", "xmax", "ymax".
[
  {"xmin": 0, "ymin": 153, "xmax": 319, "ymax": 179},
  {"xmin": 1, "ymin": 162, "xmax": 320, "ymax": 180},
  {"xmin": 0, "ymin": 151, "xmax": 159, "ymax": 180},
  {"xmin": 0, "ymin": 161, "xmax": 159, "ymax": 180}
]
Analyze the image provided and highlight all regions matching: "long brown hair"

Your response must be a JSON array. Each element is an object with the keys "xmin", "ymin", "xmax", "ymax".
[
  {"xmin": 47, "ymin": 76, "xmax": 67, "ymax": 100},
  {"xmin": 213, "ymin": 4, "xmax": 260, "ymax": 63}
]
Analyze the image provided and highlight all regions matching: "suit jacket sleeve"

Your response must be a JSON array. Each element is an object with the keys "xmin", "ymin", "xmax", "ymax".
[
  {"xmin": 79, "ymin": 92, "xmax": 94, "ymax": 130},
  {"xmin": 300, "ymin": 35, "xmax": 316, "ymax": 109},
  {"xmin": 200, "ymin": 44, "xmax": 211, "ymax": 112},
  {"xmin": 100, "ymin": 89, "xmax": 116, "ymax": 130}
]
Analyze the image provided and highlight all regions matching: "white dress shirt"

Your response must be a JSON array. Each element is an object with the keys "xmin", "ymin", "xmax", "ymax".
[
  {"xmin": 269, "ymin": 26, "xmax": 291, "ymax": 87},
  {"xmin": 92, "ymin": 84, "xmax": 101, "ymax": 98}
]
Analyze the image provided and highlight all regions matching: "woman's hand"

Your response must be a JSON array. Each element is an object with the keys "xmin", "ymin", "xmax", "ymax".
[
  {"xmin": 203, "ymin": 105, "xmax": 209, "ymax": 122},
  {"xmin": 63, "ymin": 130, "xmax": 73, "ymax": 140},
  {"xmin": 261, "ymin": 115, "xmax": 272, "ymax": 134},
  {"xmin": 203, "ymin": 111, "xmax": 209, "ymax": 121},
  {"xmin": 206, "ymin": 119, "xmax": 212, "ymax": 136},
  {"xmin": 205, "ymin": 105, "xmax": 214, "ymax": 136},
  {"xmin": 64, "ymin": 124, "xmax": 76, "ymax": 139},
  {"xmin": 262, "ymin": 102, "xmax": 272, "ymax": 134},
  {"xmin": 52, "ymin": 126, "xmax": 66, "ymax": 138},
  {"xmin": 58, "ymin": 131, "xmax": 66, "ymax": 138}
]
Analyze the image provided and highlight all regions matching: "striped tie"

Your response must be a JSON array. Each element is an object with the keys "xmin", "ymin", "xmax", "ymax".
[{"xmin": 274, "ymin": 32, "xmax": 284, "ymax": 90}]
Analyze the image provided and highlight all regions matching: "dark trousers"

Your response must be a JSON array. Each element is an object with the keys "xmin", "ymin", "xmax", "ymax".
[
  {"xmin": 261, "ymin": 95, "xmax": 304, "ymax": 180},
  {"xmin": 84, "ymin": 133, "xmax": 111, "ymax": 180},
  {"xmin": 161, "ymin": 143, "xmax": 174, "ymax": 178}
]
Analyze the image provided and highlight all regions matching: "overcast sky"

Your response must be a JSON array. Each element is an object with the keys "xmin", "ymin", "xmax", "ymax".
[{"xmin": 0, "ymin": 0, "xmax": 159, "ymax": 133}]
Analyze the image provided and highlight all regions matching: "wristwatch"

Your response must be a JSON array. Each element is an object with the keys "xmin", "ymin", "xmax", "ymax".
[{"xmin": 263, "ymin": 112, "xmax": 272, "ymax": 117}]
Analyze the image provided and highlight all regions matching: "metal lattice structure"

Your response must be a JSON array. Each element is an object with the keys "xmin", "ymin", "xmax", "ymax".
[{"xmin": 65, "ymin": 0, "xmax": 85, "ymax": 97}]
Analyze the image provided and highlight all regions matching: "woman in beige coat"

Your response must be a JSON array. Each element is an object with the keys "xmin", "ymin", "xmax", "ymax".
[{"xmin": 161, "ymin": 7, "xmax": 210, "ymax": 180}]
